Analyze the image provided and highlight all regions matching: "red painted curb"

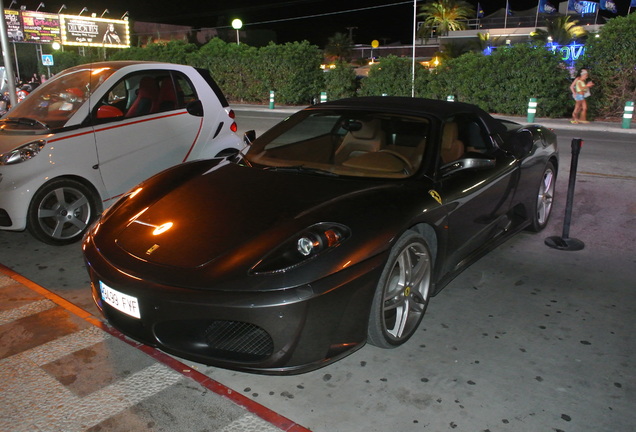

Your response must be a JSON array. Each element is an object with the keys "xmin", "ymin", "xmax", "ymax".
[{"xmin": 0, "ymin": 263, "xmax": 312, "ymax": 432}]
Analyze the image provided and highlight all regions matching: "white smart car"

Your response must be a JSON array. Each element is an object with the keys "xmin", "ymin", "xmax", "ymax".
[{"xmin": 0, "ymin": 61, "xmax": 243, "ymax": 245}]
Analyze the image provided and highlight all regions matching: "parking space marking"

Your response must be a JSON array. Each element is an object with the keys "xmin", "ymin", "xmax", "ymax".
[
  {"xmin": 21, "ymin": 326, "xmax": 108, "ymax": 365},
  {"xmin": 0, "ymin": 327, "xmax": 182, "ymax": 432},
  {"xmin": 219, "ymin": 415, "xmax": 286, "ymax": 432},
  {"xmin": 0, "ymin": 299, "xmax": 55, "ymax": 325}
]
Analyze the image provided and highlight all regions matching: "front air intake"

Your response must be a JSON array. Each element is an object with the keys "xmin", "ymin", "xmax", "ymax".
[{"xmin": 204, "ymin": 320, "xmax": 274, "ymax": 361}]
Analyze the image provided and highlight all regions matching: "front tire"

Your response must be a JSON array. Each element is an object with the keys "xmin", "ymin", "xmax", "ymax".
[
  {"xmin": 368, "ymin": 230, "xmax": 432, "ymax": 348},
  {"xmin": 27, "ymin": 179, "xmax": 99, "ymax": 245},
  {"xmin": 529, "ymin": 161, "xmax": 556, "ymax": 232}
]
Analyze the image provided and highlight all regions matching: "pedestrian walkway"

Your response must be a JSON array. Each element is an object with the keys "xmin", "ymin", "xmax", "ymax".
[{"xmin": 0, "ymin": 264, "xmax": 310, "ymax": 432}]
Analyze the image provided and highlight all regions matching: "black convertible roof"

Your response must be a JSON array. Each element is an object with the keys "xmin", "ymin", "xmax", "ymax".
[{"xmin": 315, "ymin": 96, "xmax": 507, "ymax": 134}]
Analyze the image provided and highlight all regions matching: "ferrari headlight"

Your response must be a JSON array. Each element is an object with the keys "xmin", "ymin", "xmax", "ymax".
[
  {"xmin": 252, "ymin": 223, "xmax": 350, "ymax": 274},
  {"xmin": 0, "ymin": 140, "xmax": 46, "ymax": 165}
]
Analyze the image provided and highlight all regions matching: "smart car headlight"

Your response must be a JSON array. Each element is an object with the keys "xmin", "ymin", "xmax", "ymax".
[
  {"xmin": 252, "ymin": 223, "xmax": 350, "ymax": 274},
  {"xmin": 0, "ymin": 140, "xmax": 46, "ymax": 165}
]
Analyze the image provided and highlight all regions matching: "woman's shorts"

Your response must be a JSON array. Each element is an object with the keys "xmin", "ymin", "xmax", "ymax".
[{"xmin": 574, "ymin": 94, "xmax": 585, "ymax": 101}]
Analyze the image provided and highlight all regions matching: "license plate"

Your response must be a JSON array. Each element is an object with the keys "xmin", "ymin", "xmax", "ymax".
[{"xmin": 100, "ymin": 281, "xmax": 141, "ymax": 319}]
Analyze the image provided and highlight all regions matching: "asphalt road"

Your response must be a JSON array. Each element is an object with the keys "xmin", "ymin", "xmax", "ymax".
[{"xmin": 1, "ymin": 108, "xmax": 634, "ymax": 431}]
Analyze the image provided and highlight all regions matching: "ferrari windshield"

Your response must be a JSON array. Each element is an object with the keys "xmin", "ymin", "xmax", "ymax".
[
  {"xmin": 246, "ymin": 109, "xmax": 430, "ymax": 179},
  {"xmin": 3, "ymin": 66, "xmax": 117, "ymax": 130}
]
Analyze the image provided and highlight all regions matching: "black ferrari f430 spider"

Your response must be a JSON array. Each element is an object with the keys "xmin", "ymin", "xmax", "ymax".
[{"xmin": 83, "ymin": 97, "xmax": 558, "ymax": 374}]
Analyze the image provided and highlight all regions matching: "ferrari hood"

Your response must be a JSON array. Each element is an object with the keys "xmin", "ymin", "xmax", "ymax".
[{"xmin": 115, "ymin": 163, "xmax": 394, "ymax": 268}]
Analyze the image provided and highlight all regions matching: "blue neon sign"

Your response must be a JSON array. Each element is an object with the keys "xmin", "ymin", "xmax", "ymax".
[
  {"xmin": 546, "ymin": 42, "xmax": 586, "ymax": 66},
  {"xmin": 482, "ymin": 42, "xmax": 586, "ymax": 67}
]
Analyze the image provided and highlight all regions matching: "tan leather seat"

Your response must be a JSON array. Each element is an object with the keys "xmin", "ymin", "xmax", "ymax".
[
  {"xmin": 335, "ymin": 119, "xmax": 385, "ymax": 164},
  {"xmin": 441, "ymin": 122, "xmax": 464, "ymax": 164}
]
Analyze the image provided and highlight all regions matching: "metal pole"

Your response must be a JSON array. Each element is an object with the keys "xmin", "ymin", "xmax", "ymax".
[
  {"xmin": 411, "ymin": 0, "xmax": 416, "ymax": 98},
  {"xmin": 545, "ymin": 139, "xmax": 585, "ymax": 251},
  {"xmin": 504, "ymin": 0, "xmax": 509, "ymax": 29},
  {"xmin": 0, "ymin": 2, "xmax": 18, "ymax": 106}
]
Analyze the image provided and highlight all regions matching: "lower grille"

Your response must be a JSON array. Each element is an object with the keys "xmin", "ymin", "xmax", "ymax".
[{"xmin": 204, "ymin": 320, "xmax": 274, "ymax": 361}]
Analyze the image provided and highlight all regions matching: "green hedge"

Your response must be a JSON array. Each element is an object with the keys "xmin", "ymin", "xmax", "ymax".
[
  {"xmin": 47, "ymin": 31, "xmax": 632, "ymax": 118},
  {"xmin": 420, "ymin": 45, "xmax": 571, "ymax": 117},
  {"xmin": 577, "ymin": 13, "xmax": 636, "ymax": 118}
]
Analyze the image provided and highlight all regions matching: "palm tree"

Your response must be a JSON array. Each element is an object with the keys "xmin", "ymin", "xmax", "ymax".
[
  {"xmin": 324, "ymin": 32, "xmax": 353, "ymax": 62},
  {"xmin": 531, "ymin": 16, "xmax": 587, "ymax": 45},
  {"xmin": 417, "ymin": 0, "xmax": 475, "ymax": 39}
]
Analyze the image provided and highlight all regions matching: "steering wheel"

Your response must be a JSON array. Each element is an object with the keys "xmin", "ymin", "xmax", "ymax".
[{"xmin": 378, "ymin": 149, "xmax": 413, "ymax": 172}]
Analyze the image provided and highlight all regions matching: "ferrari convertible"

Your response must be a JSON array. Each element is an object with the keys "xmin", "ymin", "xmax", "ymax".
[{"xmin": 83, "ymin": 97, "xmax": 558, "ymax": 374}]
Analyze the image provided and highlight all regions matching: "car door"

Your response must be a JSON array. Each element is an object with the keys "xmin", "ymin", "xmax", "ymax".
[
  {"xmin": 435, "ymin": 114, "xmax": 519, "ymax": 273},
  {"xmin": 91, "ymin": 69, "xmax": 203, "ymax": 201}
]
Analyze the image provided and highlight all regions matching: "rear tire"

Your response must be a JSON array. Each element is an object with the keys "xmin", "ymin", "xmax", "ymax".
[
  {"xmin": 27, "ymin": 179, "xmax": 99, "ymax": 245},
  {"xmin": 368, "ymin": 230, "xmax": 432, "ymax": 348}
]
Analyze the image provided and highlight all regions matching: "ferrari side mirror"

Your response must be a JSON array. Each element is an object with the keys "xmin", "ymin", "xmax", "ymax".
[
  {"xmin": 244, "ymin": 130, "xmax": 256, "ymax": 145},
  {"xmin": 441, "ymin": 156, "xmax": 496, "ymax": 177}
]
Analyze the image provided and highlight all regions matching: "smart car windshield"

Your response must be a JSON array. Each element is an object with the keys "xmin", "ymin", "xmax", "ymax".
[
  {"xmin": 246, "ymin": 109, "xmax": 430, "ymax": 179},
  {"xmin": 3, "ymin": 66, "xmax": 117, "ymax": 130}
]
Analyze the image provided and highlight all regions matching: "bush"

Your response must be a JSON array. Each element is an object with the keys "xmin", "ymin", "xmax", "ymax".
[
  {"xmin": 258, "ymin": 41, "xmax": 324, "ymax": 105},
  {"xmin": 187, "ymin": 39, "xmax": 261, "ymax": 102},
  {"xmin": 359, "ymin": 55, "xmax": 424, "ymax": 97},
  {"xmin": 324, "ymin": 60, "xmax": 357, "ymax": 100},
  {"xmin": 427, "ymin": 44, "xmax": 571, "ymax": 117},
  {"xmin": 109, "ymin": 40, "xmax": 198, "ymax": 64},
  {"xmin": 578, "ymin": 13, "xmax": 636, "ymax": 118}
]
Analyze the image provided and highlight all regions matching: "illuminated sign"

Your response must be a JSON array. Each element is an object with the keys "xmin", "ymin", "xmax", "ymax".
[
  {"xmin": 4, "ymin": 9, "xmax": 24, "ymax": 42},
  {"xmin": 21, "ymin": 11, "xmax": 61, "ymax": 43},
  {"xmin": 483, "ymin": 42, "xmax": 586, "ymax": 67},
  {"xmin": 60, "ymin": 15, "xmax": 129, "ymax": 48},
  {"xmin": 546, "ymin": 42, "xmax": 585, "ymax": 65}
]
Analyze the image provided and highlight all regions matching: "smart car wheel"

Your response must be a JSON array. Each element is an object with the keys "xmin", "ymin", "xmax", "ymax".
[
  {"xmin": 27, "ymin": 179, "xmax": 98, "ymax": 246},
  {"xmin": 368, "ymin": 230, "xmax": 432, "ymax": 348},
  {"xmin": 529, "ymin": 161, "xmax": 556, "ymax": 232}
]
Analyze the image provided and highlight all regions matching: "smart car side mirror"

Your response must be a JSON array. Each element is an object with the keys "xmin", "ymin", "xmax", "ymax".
[
  {"xmin": 186, "ymin": 100, "xmax": 204, "ymax": 117},
  {"xmin": 96, "ymin": 105, "xmax": 124, "ymax": 119}
]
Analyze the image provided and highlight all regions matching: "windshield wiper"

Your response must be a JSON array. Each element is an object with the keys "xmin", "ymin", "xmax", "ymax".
[
  {"xmin": 2, "ymin": 117, "xmax": 50, "ymax": 129},
  {"xmin": 264, "ymin": 165, "xmax": 339, "ymax": 177}
]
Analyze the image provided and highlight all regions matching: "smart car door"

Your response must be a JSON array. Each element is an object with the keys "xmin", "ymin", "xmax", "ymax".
[
  {"xmin": 436, "ymin": 116, "xmax": 518, "ymax": 273},
  {"xmin": 91, "ymin": 70, "xmax": 202, "ymax": 202}
]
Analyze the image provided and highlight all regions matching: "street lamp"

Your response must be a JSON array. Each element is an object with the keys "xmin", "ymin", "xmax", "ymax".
[
  {"xmin": 232, "ymin": 19, "xmax": 242, "ymax": 45},
  {"xmin": 78, "ymin": 7, "xmax": 88, "ymax": 16},
  {"xmin": 57, "ymin": 4, "xmax": 66, "ymax": 14},
  {"xmin": 36, "ymin": 2, "xmax": 44, "ymax": 12}
]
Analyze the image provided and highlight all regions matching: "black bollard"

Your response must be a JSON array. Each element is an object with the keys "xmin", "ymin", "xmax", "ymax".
[{"xmin": 545, "ymin": 138, "xmax": 585, "ymax": 251}]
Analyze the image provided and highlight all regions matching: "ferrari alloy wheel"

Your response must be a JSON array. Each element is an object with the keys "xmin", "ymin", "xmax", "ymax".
[
  {"xmin": 529, "ymin": 161, "xmax": 556, "ymax": 232},
  {"xmin": 368, "ymin": 230, "xmax": 432, "ymax": 348},
  {"xmin": 27, "ymin": 179, "xmax": 98, "ymax": 245}
]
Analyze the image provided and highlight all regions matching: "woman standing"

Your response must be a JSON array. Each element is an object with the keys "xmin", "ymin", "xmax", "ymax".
[{"xmin": 570, "ymin": 69, "xmax": 594, "ymax": 124}]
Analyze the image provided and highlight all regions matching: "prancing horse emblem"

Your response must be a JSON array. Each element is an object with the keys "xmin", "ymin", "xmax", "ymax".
[
  {"xmin": 146, "ymin": 244, "xmax": 160, "ymax": 255},
  {"xmin": 428, "ymin": 189, "xmax": 442, "ymax": 205}
]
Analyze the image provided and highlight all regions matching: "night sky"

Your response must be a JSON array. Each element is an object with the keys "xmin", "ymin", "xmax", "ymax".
[{"xmin": 26, "ymin": 1, "xmax": 633, "ymax": 46}]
